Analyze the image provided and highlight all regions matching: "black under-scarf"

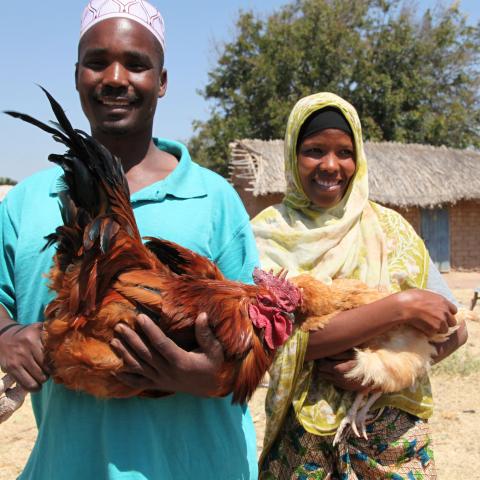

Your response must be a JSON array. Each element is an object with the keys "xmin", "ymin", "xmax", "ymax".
[{"xmin": 297, "ymin": 107, "xmax": 353, "ymax": 149}]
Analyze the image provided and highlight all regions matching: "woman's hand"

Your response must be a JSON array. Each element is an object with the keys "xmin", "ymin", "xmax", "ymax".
[
  {"xmin": 432, "ymin": 319, "xmax": 468, "ymax": 364},
  {"xmin": 0, "ymin": 321, "xmax": 50, "ymax": 392},
  {"xmin": 396, "ymin": 289, "xmax": 457, "ymax": 336},
  {"xmin": 306, "ymin": 288, "xmax": 459, "ymax": 361},
  {"xmin": 315, "ymin": 350, "xmax": 366, "ymax": 392},
  {"xmin": 110, "ymin": 313, "xmax": 224, "ymax": 396}
]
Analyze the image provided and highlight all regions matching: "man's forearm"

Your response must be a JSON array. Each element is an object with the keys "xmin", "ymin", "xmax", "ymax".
[{"xmin": 0, "ymin": 304, "xmax": 17, "ymax": 334}]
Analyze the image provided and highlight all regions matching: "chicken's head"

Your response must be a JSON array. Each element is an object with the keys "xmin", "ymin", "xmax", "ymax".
[{"xmin": 249, "ymin": 268, "xmax": 302, "ymax": 350}]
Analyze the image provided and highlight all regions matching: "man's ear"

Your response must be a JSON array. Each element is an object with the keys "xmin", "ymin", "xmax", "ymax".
[
  {"xmin": 158, "ymin": 69, "xmax": 167, "ymax": 98},
  {"xmin": 75, "ymin": 63, "xmax": 79, "ymax": 91}
]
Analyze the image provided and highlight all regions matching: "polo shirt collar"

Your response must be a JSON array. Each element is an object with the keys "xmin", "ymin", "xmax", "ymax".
[{"xmin": 49, "ymin": 138, "xmax": 207, "ymax": 202}]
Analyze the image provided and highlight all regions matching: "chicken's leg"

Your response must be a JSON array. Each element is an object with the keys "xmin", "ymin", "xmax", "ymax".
[
  {"xmin": 333, "ymin": 391, "xmax": 366, "ymax": 446},
  {"xmin": 0, "ymin": 374, "xmax": 27, "ymax": 423},
  {"xmin": 355, "ymin": 390, "xmax": 382, "ymax": 439}
]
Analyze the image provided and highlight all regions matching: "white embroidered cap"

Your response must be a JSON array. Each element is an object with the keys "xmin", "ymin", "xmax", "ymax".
[{"xmin": 80, "ymin": 0, "xmax": 166, "ymax": 53}]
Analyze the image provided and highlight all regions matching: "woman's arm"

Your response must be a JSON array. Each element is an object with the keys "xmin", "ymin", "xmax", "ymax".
[
  {"xmin": 305, "ymin": 288, "xmax": 457, "ymax": 361},
  {"xmin": 432, "ymin": 320, "xmax": 468, "ymax": 364},
  {"xmin": 310, "ymin": 261, "xmax": 466, "ymax": 391},
  {"xmin": 425, "ymin": 259, "xmax": 468, "ymax": 363}
]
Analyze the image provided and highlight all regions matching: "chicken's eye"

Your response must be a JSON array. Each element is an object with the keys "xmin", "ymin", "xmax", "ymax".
[{"xmin": 261, "ymin": 297, "xmax": 274, "ymax": 307}]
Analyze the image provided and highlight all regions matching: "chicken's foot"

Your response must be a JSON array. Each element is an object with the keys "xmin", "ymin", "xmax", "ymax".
[
  {"xmin": 355, "ymin": 390, "xmax": 382, "ymax": 440},
  {"xmin": 0, "ymin": 374, "xmax": 27, "ymax": 423},
  {"xmin": 333, "ymin": 391, "xmax": 366, "ymax": 446}
]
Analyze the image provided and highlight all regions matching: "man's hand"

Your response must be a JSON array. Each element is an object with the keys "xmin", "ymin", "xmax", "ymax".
[
  {"xmin": 0, "ymin": 322, "xmax": 49, "ymax": 392},
  {"xmin": 110, "ymin": 313, "xmax": 225, "ymax": 396},
  {"xmin": 315, "ymin": 350, "xmax": 366, "ymax": 392}
]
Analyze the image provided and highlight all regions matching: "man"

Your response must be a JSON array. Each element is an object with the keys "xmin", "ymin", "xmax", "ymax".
[{"xmin": 0, "ymin": 1, "xmax": 259, "ymax": 478}]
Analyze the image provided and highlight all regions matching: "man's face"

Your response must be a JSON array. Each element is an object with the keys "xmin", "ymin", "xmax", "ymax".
[{"xmin": 76, "ymin": 18, "xmax": 166, "ymax": 137}]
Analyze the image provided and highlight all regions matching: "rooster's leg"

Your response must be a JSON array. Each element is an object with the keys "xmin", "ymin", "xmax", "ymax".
[
  {"xmin": 0, "ymin": 374, "xmax": 27, "ymax": 424},
  {"xmin": 333, "ymin": 391, "xmax": 366, "ymax": 446},
  {"xmin": 355, "ymin": 390, "xmax": 382, "ymax": 440}
]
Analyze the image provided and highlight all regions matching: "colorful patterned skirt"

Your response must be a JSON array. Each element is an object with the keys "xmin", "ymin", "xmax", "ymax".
[{"xmin": 260, "ymin": 407, "xmax": 436, "ymax": 480}]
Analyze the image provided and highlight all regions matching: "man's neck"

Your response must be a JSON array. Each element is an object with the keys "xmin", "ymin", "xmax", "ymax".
[
  {"xmin": 92, "ymin": 128, "xmax": 154, "ymax": 173},
  {"xmin": 92, "ymin": 128, "xmax": 179, "ymax": 194}
]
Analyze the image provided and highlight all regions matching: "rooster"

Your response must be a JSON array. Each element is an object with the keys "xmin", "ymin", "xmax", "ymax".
[
  {"xmin": 291, "ymin": 274, "xmax": 471, "ymax": 445},
  {"xmin": 0, "ymin": 88, "xmax": 301, "ymax": 423}
]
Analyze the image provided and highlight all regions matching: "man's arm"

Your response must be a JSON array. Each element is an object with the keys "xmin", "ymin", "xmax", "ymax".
[{"xmin": 0, "ymin": 195, "xmax": 50, "ymax": 392}]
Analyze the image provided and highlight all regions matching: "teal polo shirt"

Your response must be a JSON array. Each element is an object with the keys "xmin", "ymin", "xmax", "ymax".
[{"xmin": 0, "ymin": 139, "xmax": 259, "ymax": 479}]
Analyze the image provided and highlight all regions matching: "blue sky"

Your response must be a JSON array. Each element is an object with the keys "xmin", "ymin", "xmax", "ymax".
[{"xmin": 1, "ymin": 1, "xmax": 478, "ymax": 181}]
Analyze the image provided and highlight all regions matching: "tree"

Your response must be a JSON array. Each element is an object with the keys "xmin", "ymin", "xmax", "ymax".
[
  {"xmin": 189, "ymin": 0, "xmax": 480, "ymax": 176},
  {"xmin": 0, "ymin": 177, "xmax": 17, "ymax": 186}
]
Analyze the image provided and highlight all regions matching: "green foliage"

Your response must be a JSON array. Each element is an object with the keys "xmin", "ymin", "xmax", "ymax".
[
  {"xmin": 0, "ymin": 177, "xmax": 17, "ymax": 186},
  {"xmin": 189, "ymin": 0, "xmax": 480, "ymax": 176}
]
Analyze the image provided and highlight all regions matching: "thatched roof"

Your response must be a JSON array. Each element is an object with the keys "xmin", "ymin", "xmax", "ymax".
[
  {"xmin": 229, "ymin": 139, "xmax": 480, "ymax": 208},
  {"xmin": 0, "ymin": 185, "xmax": 13, "ymax": 202}
]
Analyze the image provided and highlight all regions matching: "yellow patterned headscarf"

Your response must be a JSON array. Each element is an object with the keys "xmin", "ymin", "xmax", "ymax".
[
  {"xmin": 251, "ymin": 93, "xmax": 431, "ymax": 464},
  {"xmin": 253, "ymin": 92, "xmax": 392, "ymax": 286}
]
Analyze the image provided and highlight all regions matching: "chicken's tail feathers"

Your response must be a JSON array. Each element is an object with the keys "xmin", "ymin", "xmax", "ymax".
[
  {"xmin": 39, "ymin": 85, "xmax": 81, "ymax": 143},
  {"xmin": 345, "ymin": 338, "xmax": 436, "ymax": 394},
  {"xmin": 456, "ymin": 307, "xmax": 479, "ymax": 323},
  {"xmin": 429, "ymin": 325, "xmax": 460, "ymax": 343},
  {"xmin": 144, "ymin": 237, "xmax": 225, "ymax": 280},
  {"xmin": 7, "ymin": 87, "xmax": 148, "ymax": 317},
  {"xmin": 4, "ymin": 110, "xmax": 70, "ymax": 146},
  {"xmin": 429, "ymin": 306, "xmax": 475, "ymax": 343},
  {"xmin": 6, "ymin": 86, "xmax": 139, "ymax": 243}
]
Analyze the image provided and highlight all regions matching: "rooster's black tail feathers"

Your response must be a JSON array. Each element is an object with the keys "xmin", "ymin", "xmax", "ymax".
[{"xmin": 4, "ymin": 86, "xmax": 139, "ymax": 244}]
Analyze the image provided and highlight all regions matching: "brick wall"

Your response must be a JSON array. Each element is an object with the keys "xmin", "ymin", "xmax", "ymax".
[
  {"xmin": 450, "ymin": 200, "xmax": 480, "ymax": 270},
  {"xmin": 233, "ymin": 184, "xmax": 479, "ymax": 270},
  {"xmin": 385, "ymin": 202, "xmax": 479, "ymax": 270},
  {"xmin": 393, "ymin": 207, "xmax": 421, "ymax": 234}
]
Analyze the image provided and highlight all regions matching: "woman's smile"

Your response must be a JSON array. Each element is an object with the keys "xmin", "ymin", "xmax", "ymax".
[{"xmin": 312, "ymin": 177, "xmax": 344, "ymax": 191}]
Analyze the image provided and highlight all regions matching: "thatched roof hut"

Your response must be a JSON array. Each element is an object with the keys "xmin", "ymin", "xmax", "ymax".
[
  {"xmin": 0, "ymin": 185, "xmax": 13, "ymax": 202},
  {"xmin": 229, "ymin": 139, "xmax": 480, "ymax": 208},
  {"xmin": 229, "ymin": 139, "xmax": 480, "ymax": 271}
]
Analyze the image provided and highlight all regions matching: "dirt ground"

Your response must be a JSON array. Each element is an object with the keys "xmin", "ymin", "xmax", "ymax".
[{"xmin": 1, "ymin": 273, "xmax": 479, "ymax": 479}]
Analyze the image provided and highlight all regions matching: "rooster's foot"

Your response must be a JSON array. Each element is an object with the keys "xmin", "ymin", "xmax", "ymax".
[{"xmin": 0, "ymin": 374, "xmax": 27, "ymax": 424}]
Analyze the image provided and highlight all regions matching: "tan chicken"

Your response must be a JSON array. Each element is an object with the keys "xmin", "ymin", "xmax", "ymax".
[
  {"xmin": 0, "ymin": 88, "xmax": 301, "ymax": 422},
  {"xmin": 291, "ymin": 274, "xmax": 471, "ymax": 444}
]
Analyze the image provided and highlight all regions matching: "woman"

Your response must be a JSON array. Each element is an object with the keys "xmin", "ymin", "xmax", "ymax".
[{"xmin": 252, "ymin": 92, "xmax": 467, "ymax": 479}]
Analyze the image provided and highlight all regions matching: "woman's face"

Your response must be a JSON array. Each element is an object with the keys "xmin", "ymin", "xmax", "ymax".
[{"xmin": 297, "ymin": 128, "xmax": 356, "ymax": 209}]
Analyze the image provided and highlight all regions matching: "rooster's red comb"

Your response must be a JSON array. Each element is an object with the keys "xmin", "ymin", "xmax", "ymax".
[{"xmin": 252, "ymin": 267, "xmax": 301, "ymax": 313}]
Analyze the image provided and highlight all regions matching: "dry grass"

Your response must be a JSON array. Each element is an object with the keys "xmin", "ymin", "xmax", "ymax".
[{"xmin": 432, "ymin": 347, "xmax": 480, "ymax": 377}]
